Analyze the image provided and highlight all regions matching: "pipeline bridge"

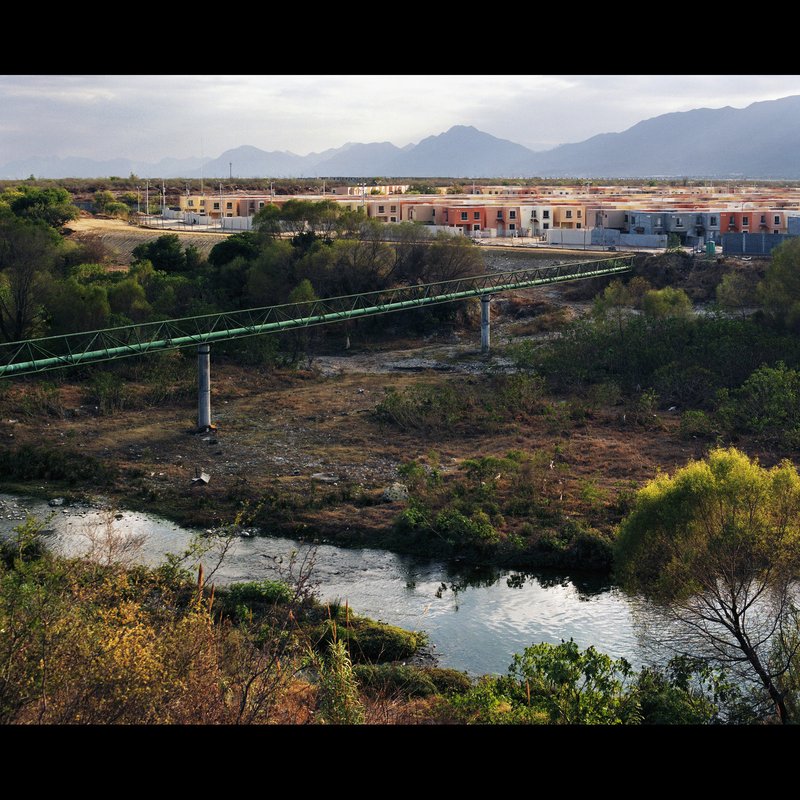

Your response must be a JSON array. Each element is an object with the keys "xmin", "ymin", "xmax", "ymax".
[{"xmin": 0, "ymin": 256, "xmax": 633, "ymax": 429}]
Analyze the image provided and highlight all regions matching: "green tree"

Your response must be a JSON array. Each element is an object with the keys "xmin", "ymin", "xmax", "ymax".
[
  {"xmin": 131, "ymin": 234, "xmax": 186, "ymax": 272},
  {"xmin": 508, "ymin": 639, "xmax": 640, "ymax": 724},
  {"xmin": 93, "ymin": 190, "xmax": 128, "ymax": 217},
  {"xmin": 666, "ymin": 232, "xmax": 682, "ymax": 251},
  {"xmin": 593, "ymin": 279, "xmax": 632, "ymax": 336},
  {"xmin": 2, "ymin": 186, "xmax": 79, "ymax": 229},
  {"xmin": 716, "ymin": 271, "xmax": 757, "ymax": 319},
  {"xmin": 0, "ymin": 217, "xmax": 61, "ymax": 340},
  {"xmin": 757, "ymin": 237, "xmax": 800, "ymax": 331},
  {"xmin": 208, "ymin": 231, "xmax": 260, "ymax": 268},
  {"xmin": 716, "ymin": 361, "xmax": 800, "ymax": 439},
  {"xmin": 615, "ymin": 447, "xmax": 800, "ymax": 724},
  {"xmin": 642, "ymin": 286, "xmax": 692, "ymax": 319}
]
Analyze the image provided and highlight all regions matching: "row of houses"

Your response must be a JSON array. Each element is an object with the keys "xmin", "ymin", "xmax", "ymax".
[{"xmin": 174, "ymin": 189, "xmax": 800, "ymax": 247}]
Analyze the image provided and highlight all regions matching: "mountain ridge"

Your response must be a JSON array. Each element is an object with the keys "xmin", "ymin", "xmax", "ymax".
[{"xmin": 4, "ymin": 95, "xmax": 800, "ymax": 179}]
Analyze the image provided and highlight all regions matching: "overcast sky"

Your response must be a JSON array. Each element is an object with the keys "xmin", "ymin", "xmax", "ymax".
[{"xmin": 2, "ymin": 74, "xmax": 800, "ymax": 164}]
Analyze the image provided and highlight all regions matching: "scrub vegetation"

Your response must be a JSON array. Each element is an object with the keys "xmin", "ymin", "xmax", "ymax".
[{"xmin": 4, "ymin": 185, "xmax": 800, "ymax": 723}]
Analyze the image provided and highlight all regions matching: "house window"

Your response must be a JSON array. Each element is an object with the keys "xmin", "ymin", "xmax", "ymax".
[
  {"xmin": 761, "ymin": 215, "xmax": 766, "ymax": 224},
  {"xmin": 390, "ymin": 205, "xmax": 396, "ymax": 213},
  {"xmin": 630, "ymin": 215, "xmax": 636, "ymax": 225},
  {"xmin": 497, "ymin": 211, "xmax": 503, "ymax": 219},
  {"xmin": 577, "ymin": 210, "xmax": 582, "ymax": 218},
  {"xmin": 675, "ymin": 217, "xmax": 683, "ymax": 227},
  {"xmin": 742, "ymin": 216, "xmax": 749, "ymax": 226},
  {"xmin": 729, "ymin": 216, "xmax": 735, "ymax": 225},
  {"xmin": 509, "ymin": 223, "xmax": 516, "ymax": 231},
  {"xmin": 655, "ymin": 217, "xmax": 662, "ymax": 226},
  {"xmin": 259, "ymin": 201, "xmax": 265, "ymax": 208},
  {"xmin": 775, "ymin": 215, "xmax": 781, "ymax": 225},
  {"xmin": 473, "ymin": 224, "xmax": 480, "ymax": 231},
  {"xmin": 213, "ymin": 202, "xmax": 220, "ymax": 210},
  {"xmin": 543, "ymin": 210, "xmax": 550, "ymax": 219},
  {"xmin": 775, "ymin": 230, "xmax": 780, "ymax": 234},
  {"xmin": 566, "ymin": 210, "xmax": 572, "ymax": 219},
  {"xmin": 710, "ymin": 216, "xmax": 717, "ymax": 225},
  {"xmin": 474, "ymin": 212, "xmax": 480, "ymax": 220},
  {"xmin": 624, "ymin": 214, "xmax": 629, "ymax": 223},
  {"xmin": 461, "ymin": 212, "xmax": 468, "ymax": 221},
  {"xmin": 378, "ymin": 205, "xmax": 385, "ymax": 213},
  {"xmin": 199, "ymin": 199, "xmax": 205, "ymax": 206},
  {"xmin": 576, "ymin": 223, "xmax": 581, "ymax": 229},
  {"xmin": 188, "ymin": 199, "xmax": 194, "ymax": 206},
  {"xmin": 390, "ymin": 216, "xmax": 397, "ymax": 222},
  {"xmin": 509, "ymin": 210, "xmax": 516, "ymax": 219},
  {"xmin": 543, "ymin": 223, "xmax": 549, "ymax": 229},
  {"xmin": 226, "ymin": 202, "xmax": 233, "ymax": 209}
]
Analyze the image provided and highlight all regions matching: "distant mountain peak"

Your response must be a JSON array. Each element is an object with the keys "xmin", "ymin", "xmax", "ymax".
[{"xmin": 4, "ymin": 96, "xmax": 800, "ymax": 179}]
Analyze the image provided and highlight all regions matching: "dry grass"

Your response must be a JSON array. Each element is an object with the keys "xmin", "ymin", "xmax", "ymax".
[{"xmin": 0, "ymin": 355, "xmax": 714, "ymax": 542}]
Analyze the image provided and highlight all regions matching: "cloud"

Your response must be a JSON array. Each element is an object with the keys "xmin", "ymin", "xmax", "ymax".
[{"xmin": 2, "ymin": 74, "xmax": 800, "ymax": 165}]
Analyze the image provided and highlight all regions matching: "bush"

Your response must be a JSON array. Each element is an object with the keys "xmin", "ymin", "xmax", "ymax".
[
  {"xmin": 226, "ymin": 580, "xmax": 293, "ymax": 605},
  {"xmin": 680, "ymin": 409, "xmax": 715, "ymax": 439},
  {"xmin": 716, "ymin": 361, "xmax": 800, "ymax": 439},
  {"xmin": 0, "ymin": 444, "xmax": 114, "ymax": 485},
  {"xmin": 87, "ymin": 372, "xmax": 130, "ymax": 415},
  {"xmin": 312, "ymin": 616, "xmax": 425, "ymax": 664},
  {"xmin": 353, "ymin": 664, "xmax": 471, "ymax": 699}
]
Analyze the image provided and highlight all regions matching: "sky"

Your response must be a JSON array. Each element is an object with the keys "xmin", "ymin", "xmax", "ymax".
[{"xmin": 2, "ymin": 74, "xmax": 800, "ymax": 165}]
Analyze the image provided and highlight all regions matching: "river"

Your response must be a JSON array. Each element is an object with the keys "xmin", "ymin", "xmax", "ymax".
[{"xmin": 0, "ymin": 493, "xmax": 650, "ymax": 676}]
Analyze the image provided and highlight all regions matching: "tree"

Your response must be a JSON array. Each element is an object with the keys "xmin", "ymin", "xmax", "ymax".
[
  {"xmin": 508, "ymin": 639, "xmax": 640, "ymax": 724},
  {"xmin": 131, "ymin": 234, "xmax": 186, "ymax": 272},
  {"xmin": 716, "ymin": 271, "xmax": 757, "ymax": 319},
  {"xmin": 757, "ymin": 237, "xmax": 800, "ymax": 331},
  {"xmin": 2, "ymin": 185, "xmax": 79, "ymax": 229},
  {"xmin": 0, "ymin": 217, "xmax": 61, "ymax": 341},
  {"xmin": 666, "ymin": 232, "xmax": 683, "ymax": 251},
  {"xmin": 93, "ymin": 190, "xmax": 129, "ymax": 218},
  {"xmin": 615, "ymin": 447, "xmax": 800, "ymax": 723},
  {"xmin": 593, "ymin": 279, "xmax": 632, "ymax": 337},
  {"xmin": 642, "ymin": 286, "xmax": 692, "ymax": 319}
]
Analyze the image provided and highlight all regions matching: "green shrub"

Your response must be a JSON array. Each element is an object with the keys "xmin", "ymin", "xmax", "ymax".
[
  {"xmin": 374, "ymin": 383, "xmax": 467, "ymax": 433},
  {"xmin": 226, "ymin": 579, "xmax": 293, "ymax": 605},
  {"xmin": 0, "ymin": 444, "xmax": 114, "ymax": 485},
  {"xmin": 87, "ymin": 371, "xmax": 129, "ymax": 414},
  {"xmin": 312, "ymin": 616, "xmax": 425, "ymax": 664},
  {"xmin": 353, "ymin": 664, "xmax": 470, "ymax": 698},
  {"xmin": 434, "ymin": 508, "xmax": 499, "ymax": 547},
  {"xmin": 680, "ymin": 409, "xmax": 715, "ymax": 439},
  {"xmin": 716, "ymin": 361, "xmax": 800, "ymax": 438},
  {"xmin": 16, "ymin": 382, "xmax": 64, "ymax": 418}
]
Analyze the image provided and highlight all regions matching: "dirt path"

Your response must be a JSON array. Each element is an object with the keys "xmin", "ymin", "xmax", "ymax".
[{"xmin": 68, "ymin": 216, "xmax": 228, "ymax": 265}]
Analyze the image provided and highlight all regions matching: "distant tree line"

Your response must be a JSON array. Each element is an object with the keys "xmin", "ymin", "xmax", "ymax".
[{"xmin": 0, "ymin": 195, "xmax": 485, "ymax": 366}]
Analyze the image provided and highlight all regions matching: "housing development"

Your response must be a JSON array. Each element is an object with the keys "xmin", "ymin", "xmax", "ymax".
[{"xmin": 173, "ymin": 181, "xmax": 800, "ymax": 255}]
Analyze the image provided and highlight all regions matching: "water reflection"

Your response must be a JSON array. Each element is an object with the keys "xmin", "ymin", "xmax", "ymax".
[{"xmin": 0, "ymin": 494, "xmax": 648, "ymax": 676}]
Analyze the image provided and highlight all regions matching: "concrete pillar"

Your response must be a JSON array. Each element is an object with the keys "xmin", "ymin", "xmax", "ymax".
[
  {"xmin": 198, "ymin": 343, "xmax": 211, "ymax": 431},
  {"xmin": 481, "ymin": 295, "xmax": 491, "ymax": 354}
]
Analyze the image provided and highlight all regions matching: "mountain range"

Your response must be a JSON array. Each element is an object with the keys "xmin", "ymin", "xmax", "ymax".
[{"xmin": 4, "ymin": 95, "xmax": 800, "ymax": 180}]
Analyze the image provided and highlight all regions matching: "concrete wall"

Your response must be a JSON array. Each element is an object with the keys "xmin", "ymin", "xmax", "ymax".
[
  {"xmin": 620, "ymin": 233, "xmax": 667, "ymax": 248},
  {"xmin": 545, "ymin": 227, "xmax": 595, "ymax": 246},
  {"xmin": 591, "ymin": 227, "xmax": 621, "ymax": 245},
  {"xmin": 220, "ymin": 216, "xmax": 253, "ymax": 231}
]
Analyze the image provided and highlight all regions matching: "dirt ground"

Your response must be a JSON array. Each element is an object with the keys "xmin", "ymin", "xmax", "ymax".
[
  {"xmin": 3, "ymin": 223, "xmax": 752, "ymax": 541},
  {"xmin": 68, "ymin": 216, "xmax": 229, "ymax": 266},
  {"xmin": 0, "ymin": 310, "xmax": 712, "ymax": 541}
]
